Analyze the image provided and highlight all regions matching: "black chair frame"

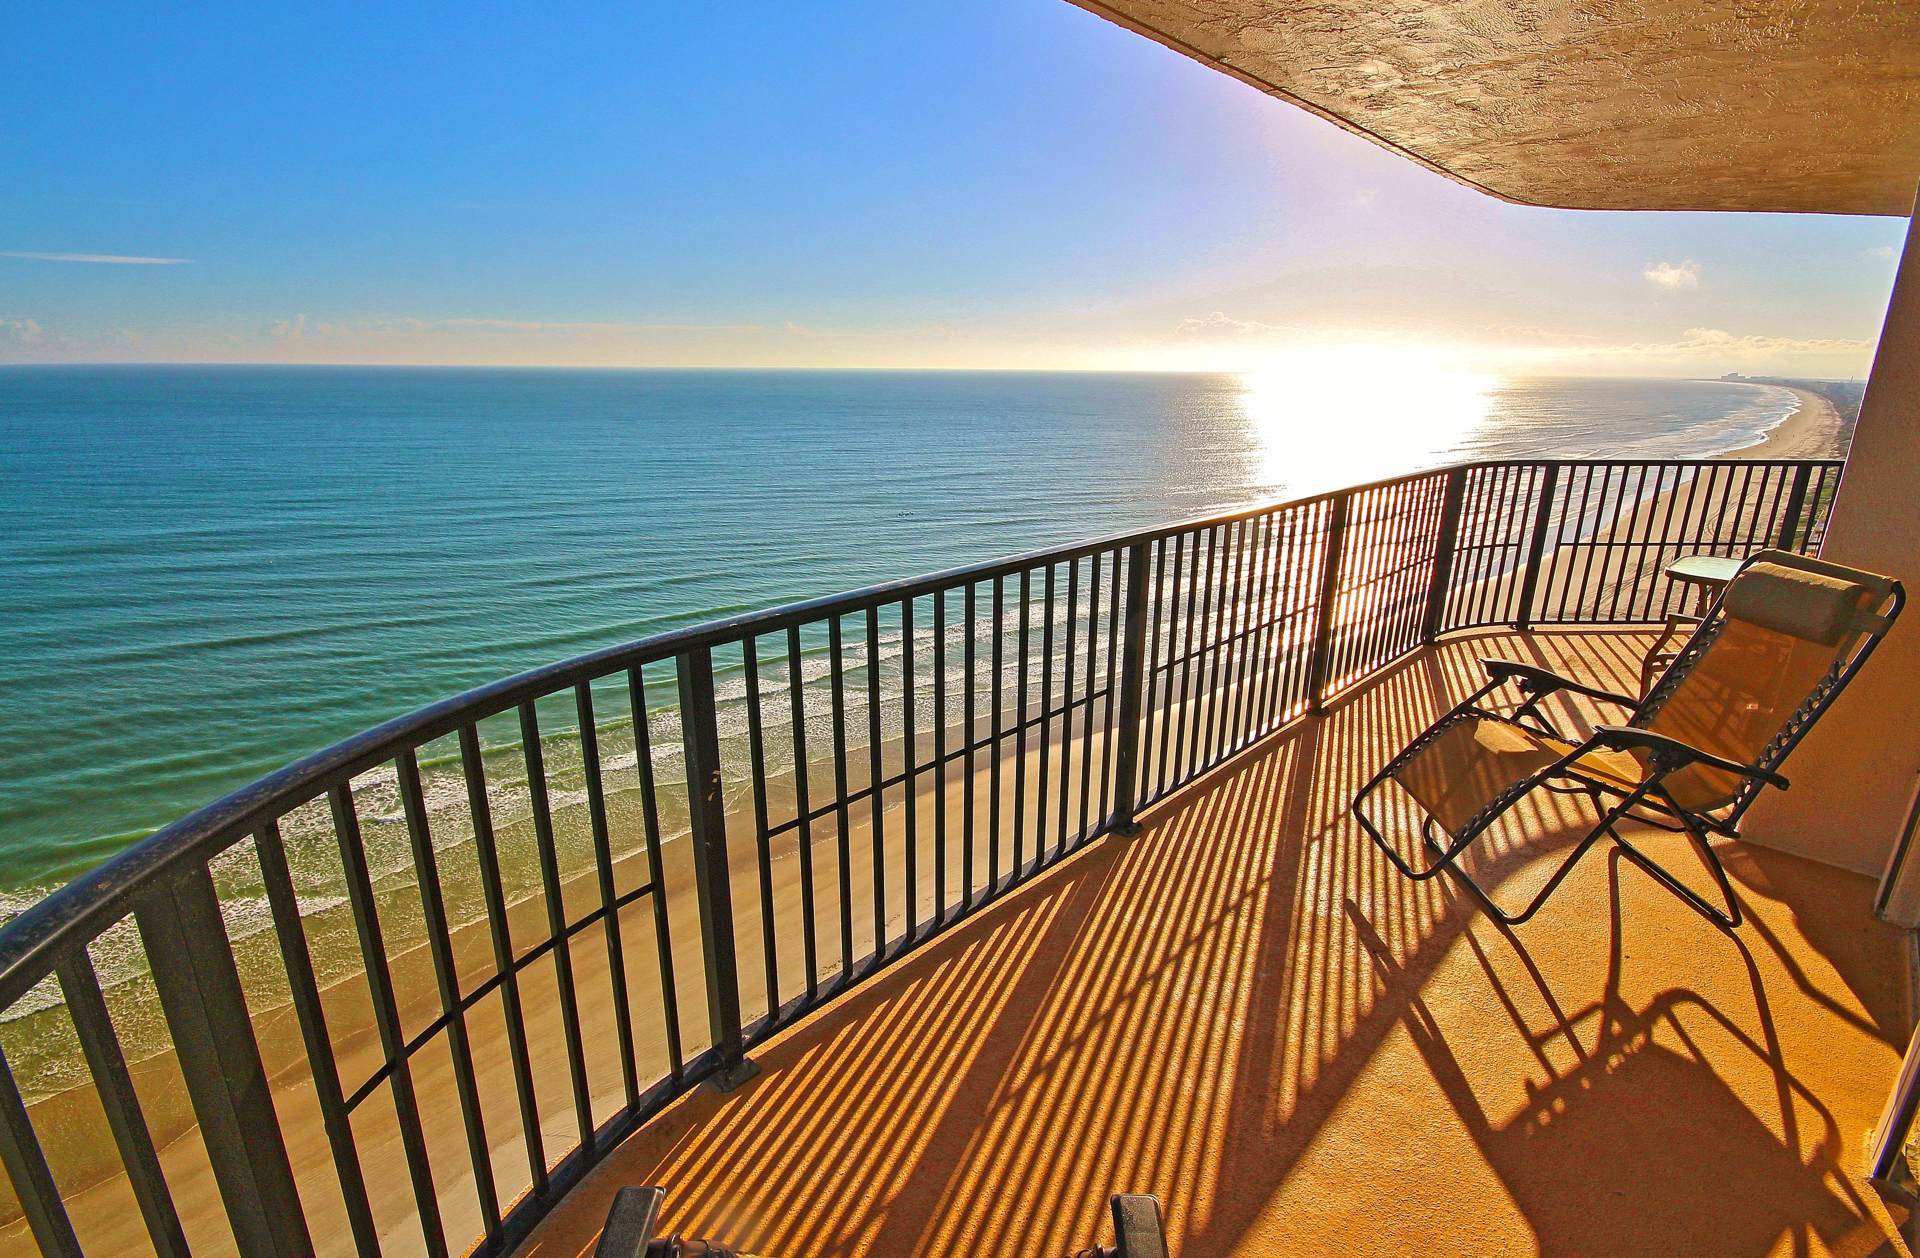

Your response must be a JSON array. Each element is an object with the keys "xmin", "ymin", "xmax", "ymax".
[{"xmin": 1352, "ymin": 553, "xmax": 1904, "ymax": 930}]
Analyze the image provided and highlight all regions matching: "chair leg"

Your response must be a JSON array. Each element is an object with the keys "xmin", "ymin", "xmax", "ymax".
[
  {"xmin": 1415, "ymin": 792, "xmax": 1742, "ymax": 930},
  {"xmin": 1605, "ymin": 812, "xmax": 1742, "ymax": 930},
  {"xmin": 1420, "ymin": 818, "xmax": 1616, "ymax": 926}
]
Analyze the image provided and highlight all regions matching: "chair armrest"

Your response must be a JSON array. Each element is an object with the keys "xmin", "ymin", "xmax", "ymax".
[
  {"xmin": 1481, "ymin": 658, "xmax": 1639, "ymax": 708},
  {"xmin": 1589, "ymin": 725, "xmax": 1789, "ymax": 791}
]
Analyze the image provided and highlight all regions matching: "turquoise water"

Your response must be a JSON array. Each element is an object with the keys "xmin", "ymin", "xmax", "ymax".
[{"xmin": 0, "ymin": 366, "xmax": 1801, "ymax": 904}]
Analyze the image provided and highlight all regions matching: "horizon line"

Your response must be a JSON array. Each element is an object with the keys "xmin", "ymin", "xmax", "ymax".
[{"xmin": 0, "ymin": 359, "xmax": 1866, "ymax": 383}]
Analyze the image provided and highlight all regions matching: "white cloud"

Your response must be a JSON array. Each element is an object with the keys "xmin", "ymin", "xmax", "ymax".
[
  {"xmin": 1643, "ymin": 260, "xmax": 1701, "ymax": 290},
  {"xmin": 0, "ymin": 318, "xmax": 43, "ymax": 343},
  {"xmin": 1174, "ymin": 311, "xmax": 1300, "ymax": 337},
  {"xmin": 1514, "ymin": 325, "xmax": 1869, "ymax": 365},
  {"xmin": 1658, "ymin": 326, "xmax": 1867, "ymax": 356},
  {"xmin": 0, "ymin": 251, "xmax": 190, "ymax": 265},
  {"xmin": 268, "ymin": 313, "xmax": 765, "ymax": 341},
  {"xmin": 1864, "ymin": 245, "xmax": 1897, "ymax": 260}
]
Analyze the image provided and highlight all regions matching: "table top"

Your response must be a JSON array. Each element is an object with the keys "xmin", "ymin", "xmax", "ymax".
[{"xmin": 1665, "ymin": 554, "xmax": 1744, "ymax": 587}]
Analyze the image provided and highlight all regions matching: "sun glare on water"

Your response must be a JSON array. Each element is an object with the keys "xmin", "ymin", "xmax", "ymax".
[{"xmin": 1238, "ymin": 346, "xmax": 1499, "ymax": 494}]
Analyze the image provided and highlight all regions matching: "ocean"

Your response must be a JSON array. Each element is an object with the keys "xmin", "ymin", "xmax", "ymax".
[{"xmin": 0, "ymin": 365, "xmax": 1802, "ymax": 912}]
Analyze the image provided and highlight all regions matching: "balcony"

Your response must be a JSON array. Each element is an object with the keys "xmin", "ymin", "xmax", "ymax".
[
  {"xmin": 522, "ymin": 624, "xmax": 1912, "ymax": 1257},
  {"xmin": 0, "ymin": 455, "xmax": 1905, "ymax": 1257}
]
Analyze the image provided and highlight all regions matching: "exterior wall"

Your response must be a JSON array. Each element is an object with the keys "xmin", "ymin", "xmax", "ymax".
[{"xmin": 1743, "ymin": 190, "xmax": 1920, "ymax": 892}]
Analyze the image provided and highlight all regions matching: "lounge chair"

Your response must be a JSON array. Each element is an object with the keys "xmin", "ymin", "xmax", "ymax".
[{"xmin": 1352, "ymin": 549, "xmax": 1904, "ymax": 928}]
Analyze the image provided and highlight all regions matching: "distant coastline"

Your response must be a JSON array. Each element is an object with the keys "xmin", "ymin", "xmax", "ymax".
[
  {"xmin": 1718, "ymin": 375, "xmax": 1860, "ymax": 460},
  {"xmin": 1727, "ymin": 384, "xmax": 1852, "ymax": 460}
]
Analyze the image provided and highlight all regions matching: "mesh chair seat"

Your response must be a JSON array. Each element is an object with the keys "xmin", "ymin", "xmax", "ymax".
[{"xmin": 1391, "ymin": 716, "xmax": 1647, "ymax": 836}]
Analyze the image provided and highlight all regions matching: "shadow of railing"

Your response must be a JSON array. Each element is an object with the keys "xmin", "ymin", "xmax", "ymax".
[{"xmin": 518, "ymin": 626, "xmax": 1907, "ymax": 1258}]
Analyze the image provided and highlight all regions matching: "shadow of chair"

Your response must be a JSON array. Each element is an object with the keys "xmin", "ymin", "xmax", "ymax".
[{"xmin": 1343, "ymin": 849, "xmax": 1898, "ymax": 1258}]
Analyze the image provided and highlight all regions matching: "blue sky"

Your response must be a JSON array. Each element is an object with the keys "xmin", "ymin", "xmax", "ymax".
[{"xmin": 1, "ymin": 0, "xmax": 1906, "ymax": 374}]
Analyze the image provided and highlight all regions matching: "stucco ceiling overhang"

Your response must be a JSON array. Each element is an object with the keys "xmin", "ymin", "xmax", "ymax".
[{"xmin": 1069, "ymin": 0, "xmax": 1920, "ymax": 215}]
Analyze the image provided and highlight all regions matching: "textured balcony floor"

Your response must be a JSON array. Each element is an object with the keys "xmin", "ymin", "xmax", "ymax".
[{"xmin": 515, "ymin": 627, "xmax": 1915, "ymax": 1258}]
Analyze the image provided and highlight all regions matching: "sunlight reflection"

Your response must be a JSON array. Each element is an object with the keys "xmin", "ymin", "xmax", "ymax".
[{"xmin": 1239, "ymin": 346, "xmax": 1498, "ymax": 493}]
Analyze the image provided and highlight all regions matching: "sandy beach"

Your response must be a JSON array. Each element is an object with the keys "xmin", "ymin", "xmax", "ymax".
[{"xmin": 1727, "ymin": 386, "xmax": 1851, "ymax": 460}]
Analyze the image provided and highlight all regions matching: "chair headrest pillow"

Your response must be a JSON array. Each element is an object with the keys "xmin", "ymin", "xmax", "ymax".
[{"xmin": 1723, "ymin": 561, "xmax": 1870, "ymax": 645}]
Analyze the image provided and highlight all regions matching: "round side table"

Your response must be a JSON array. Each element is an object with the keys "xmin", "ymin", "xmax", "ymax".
[{"xmin": 1641, "ymin": 555, "xmax": 1743, "ymax": 693}]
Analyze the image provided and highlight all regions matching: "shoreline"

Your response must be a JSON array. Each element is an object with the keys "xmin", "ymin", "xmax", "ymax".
[{"xmin": 1725, "ymin": 384, "xmax": 1850, "ymax": 461}]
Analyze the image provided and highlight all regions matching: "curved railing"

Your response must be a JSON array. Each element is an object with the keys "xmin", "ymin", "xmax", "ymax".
[{"xmin": 0, "ymin": 456, "xmax": 1841, "ymax": 1256}]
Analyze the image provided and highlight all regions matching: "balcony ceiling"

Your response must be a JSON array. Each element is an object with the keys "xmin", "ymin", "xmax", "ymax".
[{"xmin": 1068, "ymin": 0, "xmax": 1920, "ymax": 215}]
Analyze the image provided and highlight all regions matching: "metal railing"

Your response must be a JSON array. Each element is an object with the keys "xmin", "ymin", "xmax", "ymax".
[{"xmin": 0, "ymin": 456, "xmax": 1841, "ymax": 1256}]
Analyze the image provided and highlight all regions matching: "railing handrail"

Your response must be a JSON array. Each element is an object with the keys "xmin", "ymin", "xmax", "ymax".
[{"xmin": 0, "ymin": 453, "xmax": 1844, "ymax": 1011}]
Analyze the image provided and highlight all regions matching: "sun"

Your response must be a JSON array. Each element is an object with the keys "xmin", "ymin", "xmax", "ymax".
[{"xmin": 1237, "ymin": 343, "xmax": 1498, "ymax": 493}]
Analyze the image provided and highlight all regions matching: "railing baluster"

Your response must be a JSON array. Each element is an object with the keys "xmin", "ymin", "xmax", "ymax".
[
  {"xmin": 1203, "ymin": 520, "xmax": 1240, "ymax": 768},
  {"xmin": 779, "ymin": 629, "xmax": 817, "ymax": 1006},
  {"xmin": 1242, "ymin": 515, "xmax": 1278, "ymax": 746},
  {"xmin": 1013, "ymin": 569, "xmax": 1032, "ymax": 877},
  {"xmin": 1567, "ymin": 464, "xmax": 1611, "ymax": 619},
  {"xmin": 932, "ymin": 589, "xmax": 949, "ymax": 920},
  {"xmin": 625, "ymin": 674, "xmax": 686, "ymax": 1077},
  {"xmin": 517, "ymin": 705, "xmax": 595, "ymax": 1153},
  {"xmin": 1101, "ymin": 544, "xmax": 1128, "ymax": 821},
  {"xmin": 1609, "ymin": 462, "xmax": 1652, "ymax": 620},
  {"xmin": 740, "ymin": 643, "xmax": 781, "ymax": 1017},
  {"xmin": 1253, "ymin": 511, "xmax": 1289, "ymax": 733},
  {"xmin": 1076, "ymin": 553, "xmax": 1102, "ymax": 845},
  {"xmin": 459, "ymin": 723, "xmax": 554, "ymax": 1183},
  {"xmin": 576, "ymin": 683, "xmax": 645, "ymax": 1098},
  {"xmin": 255, "ymin": 817, "xmax": 383, "ymax": 1249},
  {"xmin": 574, "ymin": 684, "xmax": 642, "ymax": 1104},
  {"xmin": 677, "ymin": 647, "xmax": 757, "ymax": 1090},
  {"xmin": 1776, "ymin": 462, "xmax": 1815, "ymax": 551},
  {"xmin": 1642, "ymin": 462, "xmax": 1687, "ymax": 620},
  {"xmin": 1057, "ymin": 558, "xmax": 1079, "ymax": 855},
  {"xmin": 1035, "ymin": 563, "xmax": 1056, "ymax": 867},
  {"xmin": 1469, "ymin": 465, "xmax": 1510, "ymax": 627},
  {"xmin": 1306, "ymin": 492, "xmax": 1352, "ymax": 713},
  {"xmin": 0, "ymin": 1042, "xmax": 80, "ymax": 1258},
  {"xmin": 828, "ymin": 617, "xmax": 855, "ymax": 974},
  {"xmin": 962, "ymin": 583, "xmax": 979, "ymax": 908},
  {"xmin": 1515, "ymin": 463, "xmax": 1559, "ymax": 629},
  {"xmin": 1152, "ymin": 534, "xmax": 1183, "ymax": 798},
  {"xmin": 901, "ymin": 598, "xmax": 919, "ymax": 938},
  {"xmin": 398, "ymin": 747, "xmax": 500, "ymax": 1238},
  {"xmin": 1141, "ymin": 535, "xmax": 1170, "ymax": 804},
  {"xmin": 990, "ymin": 576, "xmax": 1005, "ymax": 890},
  {"xmin": 55, "ymin": 951, "xmax": 188, "ymax": 1257},
  {"xmin": 1108, "ymin": 540, "xmax": 1153, "ymax": 833},
  {"xmin": 137, "ymin": 861, "xmax": 315, "ymax": 1258},
  {"xmin": 864, "ymin": 606, "xmax": 889, "ymax": 955},
  {"xmin": 1225, "ymin": 516, "xmax": 1262, "ymax": 751},
  {"xmin": 1174, "ymin": 530, "xmax": 1204, "ymax": 785},
  {"xmin": 782, "ymin": 628, "xmax": 820, "ymax": 1002},
  {"xmin": 1423, "ymin": 467, "xmax": 1468, "ymax": 641}
]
